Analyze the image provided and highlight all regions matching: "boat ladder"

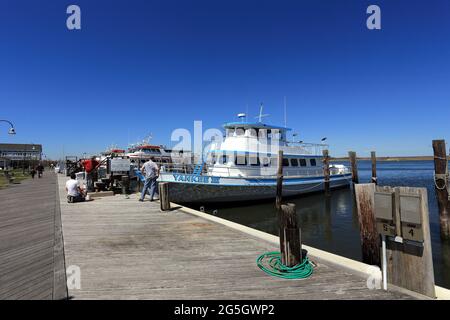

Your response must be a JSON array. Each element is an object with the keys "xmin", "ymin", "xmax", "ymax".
[{"xmin": 193, "ymin": 162, "xmax": 204, "ymax": 176}]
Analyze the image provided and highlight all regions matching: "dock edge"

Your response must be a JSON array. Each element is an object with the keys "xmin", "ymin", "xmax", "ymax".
[{"xmin": 171, "ymin": 202, "xmax": 450, "ymax": 300}]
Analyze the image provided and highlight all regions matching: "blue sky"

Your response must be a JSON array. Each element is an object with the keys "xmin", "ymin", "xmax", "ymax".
[{"xmin": 1, "ymin": 0, "xmax": 450, "ymax": 159}]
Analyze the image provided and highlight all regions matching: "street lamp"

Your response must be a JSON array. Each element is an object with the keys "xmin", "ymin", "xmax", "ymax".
[{"xmin": 0, "ymin": 120, "xmax": 16, "ymax": 135}]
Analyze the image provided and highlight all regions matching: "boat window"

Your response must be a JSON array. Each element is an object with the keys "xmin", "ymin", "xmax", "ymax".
[
  {"xmin": 258, "ymin": 129, "xmax": 268, "ymax": 140},
  {"xmin": 208, "ymin": 153, "xmax": 216, "ymax": 164},
  {"xmin": 272, "ymin": 129, "xmax": 281, "ymax": 141},
  {"xmin": 235, "ymin": 154, "xmax": 247, "ymax": 166},
  {"xmin": 291, "ymin": 158, "xmax": 299, "ymax": 167},
  {"xmin": 247, "ymin": 128, "xmax": 257, "ymax": 137},
  {"xmin": 310, "ymin": 159, "xmax": 317, "ymax": 166},
  {"xmin": 248, "ymin": 154, "xmax": 260, "ymax": 166},
  {"xmin": 226, "ymin": 128, "xmax": 235, "ymax": 137},
  {"xmin": 235, "ymin": 128, "xmax": 245, "ymax": 136},
  {"xmin": 222, "ymin": 155, "xmax": 229, "ymax": 164},
  {"xmin": 282, "ymin": 158, "xmax": 290, "ymax": 167},
  {"xmin": 299, "ymin": 159, "xmax": 307, "ymax": 167}
]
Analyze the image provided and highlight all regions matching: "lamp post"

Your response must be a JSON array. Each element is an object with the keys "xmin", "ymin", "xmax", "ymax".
[{"xmin": 0, "ymin": 120, "xmax": 16, "ymax": 135}]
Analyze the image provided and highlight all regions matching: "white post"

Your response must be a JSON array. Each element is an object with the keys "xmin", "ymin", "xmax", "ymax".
[{"xmin": 382, "ymin": 234, "xmax": 387, "ymax": 290}]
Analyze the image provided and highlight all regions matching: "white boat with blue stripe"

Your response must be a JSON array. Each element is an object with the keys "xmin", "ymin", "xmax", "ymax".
[{"xmin": 159, "ymin": 114, "xmax": 352, "ymax": 203}]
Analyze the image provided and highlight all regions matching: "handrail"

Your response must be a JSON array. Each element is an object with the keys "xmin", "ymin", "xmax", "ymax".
[{"xmin": 156, "ymin": 161, "xmax": 350, "ymax": 178}]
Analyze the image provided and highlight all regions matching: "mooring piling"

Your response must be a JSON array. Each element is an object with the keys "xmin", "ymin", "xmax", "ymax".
[
  {"xmin": 322, "ymin": 149, "xmax": 330, "ymax": 196},
  {"xmin": 279, "ymin": 203, "xmax": 302, "ymax": 266},
  {"xmin": 371, "ymin": 151, "xmax": 378, "ymax": 185},
  {"xmin": 276, "ymin": 150, "xmax": 283, "ymax": 211},
  {"xmin": 348, "ymin": 151, "xmax": 359, "ymax": 184},
  {"xmin": 354, "ymin": 183, "xmax": 380, "ymax": 266},
  {"xmin": 159, "ymin": 182, "xmax": 171, "ymax": 211},
  {"xmin": 432, "ymin": 139, "xmax": 450, "ymax": 238}
]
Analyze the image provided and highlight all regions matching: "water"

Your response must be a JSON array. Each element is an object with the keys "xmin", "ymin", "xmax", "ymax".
[{"xmin": 192, "ymin": 161, "xmax": 450, "ymax": 289}]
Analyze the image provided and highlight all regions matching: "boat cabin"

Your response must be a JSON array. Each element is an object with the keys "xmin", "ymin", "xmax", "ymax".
[{"xmin": 205, "ymin": 122, "xmax": 326, "ymax": 177}]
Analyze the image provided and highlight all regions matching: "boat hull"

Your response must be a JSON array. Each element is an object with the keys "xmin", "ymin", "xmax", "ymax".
[{"xmin": 159, "ymin": 173, "xmax": 351, "ymax": 203}]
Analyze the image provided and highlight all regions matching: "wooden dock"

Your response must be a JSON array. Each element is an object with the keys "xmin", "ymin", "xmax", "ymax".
[
  {"xmin": 56, "ymin": 175, "xmax": 415, "ymax": 300},
  {"xmin": 0, "ymin": 172, "xmax": 66, "ymax": 300}
]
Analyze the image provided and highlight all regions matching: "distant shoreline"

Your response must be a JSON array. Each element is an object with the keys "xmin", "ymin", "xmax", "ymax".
[{"xmin": 331, "ymin": 156, "xmax": 448, "ymax": 162}]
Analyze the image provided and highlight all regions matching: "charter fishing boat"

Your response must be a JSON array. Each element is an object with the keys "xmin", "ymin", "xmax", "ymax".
[
  {"xmin": 159, "ymin": 113, "xmax": 352, "ymax": 203},
  {"xmin": 127, "ymin": 144, "xmax": 171, "ymax": 162},
  {"xmin": 127, "ymin": 136, "xmax": 193, "ymax": 171}
]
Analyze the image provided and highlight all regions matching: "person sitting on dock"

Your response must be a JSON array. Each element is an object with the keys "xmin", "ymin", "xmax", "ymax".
[
  {"xmin": 139, "ymin": 159, "xmax": 160, "ymax": 202},
  {"xmin": 66, "ymin": 172, "xmax": 86, "ymax": 203}
]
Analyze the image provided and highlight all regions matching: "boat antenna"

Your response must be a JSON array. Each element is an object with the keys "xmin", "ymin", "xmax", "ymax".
[
  {"xmin": 255, "ymin": 102, "xmax": 269, "ymax": 123},
  {"xmin": 284, "ymin": 96, "xmax": 287, "ymax": 128}
]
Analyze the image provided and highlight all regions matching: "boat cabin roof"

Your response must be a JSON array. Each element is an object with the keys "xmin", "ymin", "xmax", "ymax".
[{"xmin": 223, "ymin": 122, "xmax": 291, "ymax": 132}]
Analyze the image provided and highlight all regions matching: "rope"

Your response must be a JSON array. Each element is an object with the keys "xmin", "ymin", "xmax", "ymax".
[
  {"xmin": 434, "ymin": 173, "xmax": 449, "ymax": 190},
  {"xmin": 256, "ymin": 251, "xmax": 313, "ymax": 279}
]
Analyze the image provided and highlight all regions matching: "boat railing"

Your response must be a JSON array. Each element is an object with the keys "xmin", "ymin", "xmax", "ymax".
[
  {"xmin": 284, "ymin": 142, "xmax": 329, "ymax": 156},
  {"xmin": 150, "ymin": 160, "xmax": 350, "ymax": 177}
]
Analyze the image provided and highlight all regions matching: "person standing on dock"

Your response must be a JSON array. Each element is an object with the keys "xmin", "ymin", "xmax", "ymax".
[
  {"xmin": 81, "ymin": 156, "xmax": 99, "ymax": 192},
  {"xmin": 36, "ymin": 163, "xmax": 44, "ymax": 178},
  {"xmin": 30, "ymin": 167, "xmax": 36, "ymax": 179},
  {"xmin": 139, "ymin": 159, "xmax": 160, "ymax": 202}
]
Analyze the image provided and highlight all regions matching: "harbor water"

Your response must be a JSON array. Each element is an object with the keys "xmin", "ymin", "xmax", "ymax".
[{"xmin": 192, "ymin": 160, "xmax": 450, "ymax": 290}]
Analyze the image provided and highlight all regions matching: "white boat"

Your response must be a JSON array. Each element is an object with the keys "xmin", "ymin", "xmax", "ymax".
[
  {"xmin": 127, "ymin": 144, "xmax": 171, "ymax": 162},
  {"xmin": 159, "ymin": 114, "xmax": 352, "ymax": 203},
  {"xmin": 126, "ymin": 134, "xmax": 192, "ymax": 166}
]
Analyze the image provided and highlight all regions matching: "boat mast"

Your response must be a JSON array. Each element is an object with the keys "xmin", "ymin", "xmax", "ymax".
[{"xmin": 256, "ymin": 103, "xmax": 269, "ymax": 123}]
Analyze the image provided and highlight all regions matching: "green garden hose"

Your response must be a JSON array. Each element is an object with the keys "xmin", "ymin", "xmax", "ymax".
[{"xmin": 256, "ymin": 251, "xmax": 313, "ymax": 279}]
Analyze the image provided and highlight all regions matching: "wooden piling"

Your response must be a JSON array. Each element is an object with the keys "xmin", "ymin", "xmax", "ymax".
[
  {"xmin": 323, "ymin": 149, "xmax": 330, "ymax": 196},
  {"xmin": 121, "ymin": 175, "xmax": 130, "ymax": 195},
  {"xmin": 279, "ymin": 203, "xmax": 302, "ymax": 267},
  {"xmin": 354, "ymin": 183, "xmax": 380, "ymax": 266},
  {"xmin": 371, "ymin": 151, "xmax": 378, "ymax": 185},
  {"xmin": 158, "ymin": 182, "xmax": 170, "ymax": 211},
  {"xmin": 348, "ymin": 151, "xmax": 359, "ymax": 184},
  {"xmin": 432, "ymin": 140, "xmax": 450, "ymax": 238},
  {"xmin": 276, "ymin": 150, "xmax": 283, "ymax": 211},
  {"xmin": 387, "ymin": 187, "xmax": 436, "ymax": 298}
]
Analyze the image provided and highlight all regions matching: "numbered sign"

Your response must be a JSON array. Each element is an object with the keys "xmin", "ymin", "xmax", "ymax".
[
  {"xmin": 399, "ymin": 194, "xmax": 424, "ymax": 242},
  {"xmin": 374, "ymin": 191, "xmax": 396, "ymax": 236}
]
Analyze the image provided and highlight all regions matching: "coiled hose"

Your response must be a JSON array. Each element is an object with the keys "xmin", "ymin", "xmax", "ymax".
[{"xmin": 256, "ymin": 251, "xmax": 313, "ymax": 279}]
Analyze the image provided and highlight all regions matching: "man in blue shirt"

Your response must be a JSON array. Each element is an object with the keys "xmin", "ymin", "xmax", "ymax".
[{"xmin": 139, "ymin": 159, "xmax": 160, "ymax": 202}]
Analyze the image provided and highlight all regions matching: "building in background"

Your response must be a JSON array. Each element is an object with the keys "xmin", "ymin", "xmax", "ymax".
[
  {"xmin": 0, "ymin": 143, "xmax": 42, "ymax": 169},
  {"xmin": 0, "ymin": 157, "xmax": 11, "ymax": 169}
]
